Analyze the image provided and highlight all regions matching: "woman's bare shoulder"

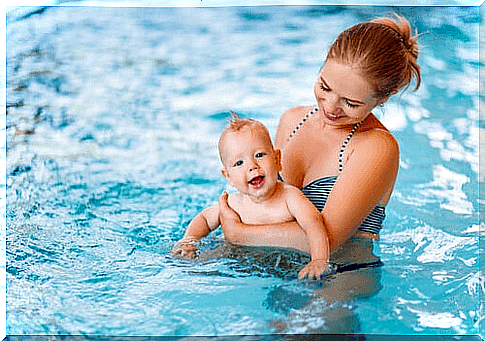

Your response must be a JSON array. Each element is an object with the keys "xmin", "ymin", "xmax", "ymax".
[
  {"xmin": 275, "ymin": 105, "xmax": 313, "ymax": 148},
  {"xmin": 353, "ymin": 115, "xmax": 399, "ymax": 155},
  {"xmin": 280, "ymin": 105, "xmax": 313, "ymax": 125},
  {"xmin": 357, "ymin": 125, "xmax": 399, "ymax": 156},
  {"xmin": 345, "ymin": 127, "xmax": 400, "ymax": 188}
]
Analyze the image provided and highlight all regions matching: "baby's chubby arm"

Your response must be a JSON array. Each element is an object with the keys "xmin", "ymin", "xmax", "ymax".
[
  {"xmin": 284, "ymin": 185, "xmax": 330, "ymax": 279},
  {"xmin": 170, "ymin": 205, "xmax": 220, "ymax": 259}
]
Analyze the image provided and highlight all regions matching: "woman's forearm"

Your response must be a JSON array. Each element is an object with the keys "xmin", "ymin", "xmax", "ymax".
[
  {"xmin": 222, "ymin": 219, "xmax": 312, "ymax": 253},
  {"xmin": 218, "ymin": 192, "xmax": 311, "ymax": 251}
]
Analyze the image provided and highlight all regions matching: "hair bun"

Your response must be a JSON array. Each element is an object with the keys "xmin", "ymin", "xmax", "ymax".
[
  {"xmin": 371, "ymin": 14, "xmax": 421, "ymax": 91},
  {"xmin": 372, "ymin": 14, "xmax": 419, "ymax": 59}
]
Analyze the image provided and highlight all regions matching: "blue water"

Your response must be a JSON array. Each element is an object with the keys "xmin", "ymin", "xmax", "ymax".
[{"xmin": 5, "ymin": 5, "xmax": 482, "ymax": 337}]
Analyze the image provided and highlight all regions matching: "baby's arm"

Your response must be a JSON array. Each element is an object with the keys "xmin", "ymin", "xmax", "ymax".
[
  {"xmin": 170, "ymin": 205, "xmax": 220, "ymax": 259},
  {"xmin": 285, "ymin": 186, "xmax": 330, "ymax": 280}
]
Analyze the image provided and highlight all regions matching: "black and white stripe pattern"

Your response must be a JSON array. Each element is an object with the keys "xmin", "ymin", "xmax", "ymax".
[
  {"xmin": 286, "ymin": 106, "xmax": 384, "ymax": 235},
  {"xmin": 301, "ymin": 176, "xmax": 385, "ymax": 235},
  {"xmin": 338, "ymin": 120, "xmax": 363, "ymax": 173},
  {"xmin": 287, "ymin": 107, "xmax": 318, "ymax": 141},
  {"xmin": 287, "ymin": 106, "xmax": 363, "ymax": 173}
]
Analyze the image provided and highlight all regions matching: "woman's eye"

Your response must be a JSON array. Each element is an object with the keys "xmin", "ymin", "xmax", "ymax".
[
  {"xmin": 320, "ymin": 84, "xmax": 329, "ymax": 92},
  {"xmin": 345, "ymin": 101, "xmax": 360, "ymax": 109},
  {"xmin": 234, "ymin": 160, "xmax": 243, "ymax": 167}
]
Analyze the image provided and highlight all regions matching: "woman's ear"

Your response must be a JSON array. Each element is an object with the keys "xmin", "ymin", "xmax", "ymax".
[{"xmin": 378, "ymin": 89, "xmax": 398, "ymax": 106}]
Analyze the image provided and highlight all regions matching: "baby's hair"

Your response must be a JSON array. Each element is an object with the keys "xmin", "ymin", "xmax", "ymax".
[
  {"xmin": 218, "ymin": 111, "xmax": 273, "ymax": 165},
  {"xmin": 225, "ymin": 110, "xmax": 258, "ymax": 132}
]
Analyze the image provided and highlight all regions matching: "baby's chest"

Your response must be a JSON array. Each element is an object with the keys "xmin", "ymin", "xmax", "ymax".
[{"xmin": 236, "ymin": 202, "xmax": 294, "ymax": 225}]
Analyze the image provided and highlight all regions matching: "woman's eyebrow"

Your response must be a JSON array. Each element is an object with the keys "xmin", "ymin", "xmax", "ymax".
[{"xmin": 320, "ymin": 76, "xmax": 365, "ymax": 105}]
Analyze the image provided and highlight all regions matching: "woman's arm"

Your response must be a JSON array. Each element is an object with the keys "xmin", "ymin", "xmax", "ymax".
[
  {"xmin": 285, "ymin": 187, "xmax": 331, "ymax": 279},
  {"xmin": 219, "ymin": 129, "xmax": 399, "ymax": 253},
  {"xmin": 322, "ymin": 130, "xmax": 399, "ymax": 249},
  {"xmin": 218, "ymin": 192, "xmax": 312, "ymax": 252}
]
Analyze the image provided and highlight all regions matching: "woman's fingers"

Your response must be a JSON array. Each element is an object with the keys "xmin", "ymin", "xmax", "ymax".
[
  {"xmin": 218, "ymin": 191, "xmax": 230, "ymax": 216},
  {"xmin": 218, "ymin": 191, "xmax": 240, "ymax": 223}
]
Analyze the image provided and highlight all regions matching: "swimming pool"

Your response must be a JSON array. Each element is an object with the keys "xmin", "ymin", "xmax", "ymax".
[{"xmin": 5, "ymin": 4, "xmax": 482, "ymax": 337}]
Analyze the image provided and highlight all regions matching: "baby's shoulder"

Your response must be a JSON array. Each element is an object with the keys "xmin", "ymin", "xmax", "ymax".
[
  {"xmin": 280, "ymin": 182, "xmax": 304, "ymax": 199},
  {"xmin": 226, "ymin": 192, "xmax": 247, "ymax": 212}
]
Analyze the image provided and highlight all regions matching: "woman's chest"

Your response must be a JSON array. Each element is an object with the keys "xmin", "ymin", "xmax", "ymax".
[{"xmin": 280, "ymin": 130, "xmax": 346, "ymax": 187}]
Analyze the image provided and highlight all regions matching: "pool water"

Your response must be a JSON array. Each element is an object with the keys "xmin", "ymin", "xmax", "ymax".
[{"xmin": 5, "ymin": 5, "xmax": 483, "ymax": 337}]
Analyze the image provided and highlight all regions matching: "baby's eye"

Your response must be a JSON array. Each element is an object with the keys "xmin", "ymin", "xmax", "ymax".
[
  {"xmin": 234, "ymin": 160, "xmax": 243, "ymax": 167},
  {"xmin": 255, "ymin": 152, "xmax": 265, "ymax": 158}
]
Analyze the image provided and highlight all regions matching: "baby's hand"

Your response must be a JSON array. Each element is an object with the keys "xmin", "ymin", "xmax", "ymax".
[
  {"xmin": 298, "ymin": 259, "xmax": 330, "ymax": 280},
  {"xmin": 170, "ymin": 237, "xmax": 200, "ymax": 259}
]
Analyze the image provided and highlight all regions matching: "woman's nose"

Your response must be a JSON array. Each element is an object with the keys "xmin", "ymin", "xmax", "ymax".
[{"xmin": 324, "ymin": 96, "xmax": 342, "ymax": 115}]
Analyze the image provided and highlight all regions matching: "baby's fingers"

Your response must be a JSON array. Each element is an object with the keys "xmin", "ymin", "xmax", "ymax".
[
  {"xmin": 170, "ymin": 239, "xmax": 200, "ymax": 259},
  {"xmin": 298, "ymin": 261, "xmax": 332, "ymax": 280},
  {"xmin": 170, "ymin": 245, "xmax": 183, "ymax": 256},
  {"xmin": 181, "ymin": 249, "xmax": 197, "ymax": 259},
  {"xmin": 297, "ymin": 265, "xmax": 313, "ymax": 280}
]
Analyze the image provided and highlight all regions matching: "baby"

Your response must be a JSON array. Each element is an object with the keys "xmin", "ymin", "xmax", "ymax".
[{"xmin": 170, "ymin": 113, "xmax": 330, "ymax": 279}]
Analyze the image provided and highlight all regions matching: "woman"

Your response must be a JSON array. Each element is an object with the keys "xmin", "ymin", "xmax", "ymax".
[{"xmin": 218, "ymin": 14, "xmax": 421, "ymax": 270}]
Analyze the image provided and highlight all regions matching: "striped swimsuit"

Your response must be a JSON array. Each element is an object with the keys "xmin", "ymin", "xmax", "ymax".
[{"xmin": 288, "ymin": 107, "xmax": 386, "ymax": 235}]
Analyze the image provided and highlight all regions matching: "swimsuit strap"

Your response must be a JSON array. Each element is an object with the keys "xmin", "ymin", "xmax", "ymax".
[
  {"xmin": 287, "ymin": 107, "xmax": 319, "ymax": 141},
  {"xmin": 338, "ymin": 120, "xmax": 363, "ymax": 173},
  {"xmin": 286, "ymin": 106, "xmax": 363, "ymax": 172}
]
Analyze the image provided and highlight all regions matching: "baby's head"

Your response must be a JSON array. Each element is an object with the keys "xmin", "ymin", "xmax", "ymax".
[{"xmin": 218, "ymin": 112, "xmax": 281, "ymax": 200}]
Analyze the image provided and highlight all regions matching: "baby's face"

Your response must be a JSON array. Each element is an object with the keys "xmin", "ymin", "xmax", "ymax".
[{"xmin": 221, "ymin": 126, "xmax": 281, "ymax": 201}]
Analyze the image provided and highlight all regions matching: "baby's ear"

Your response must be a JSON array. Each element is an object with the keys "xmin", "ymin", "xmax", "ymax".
[
  {"xmin": 274, "ymin": 149, "xmax": 282, "ymax": 171},
  {"xmin": 221, "ymin": 168, "xmax": 232, "ymax": 184}
]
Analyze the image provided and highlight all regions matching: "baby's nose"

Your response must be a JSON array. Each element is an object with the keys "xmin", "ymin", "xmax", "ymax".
[{"xmin": 248, "ymin": 160, "xmax": 259, "ymax": 172}]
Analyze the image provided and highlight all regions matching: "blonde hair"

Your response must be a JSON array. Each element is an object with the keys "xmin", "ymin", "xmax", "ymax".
[
  {"xmin": 218, "ymin": 111, "xmax": 273, "ymax": 165},
  {"xmin": 327, "ymin": 14, "xmax": 421, "ymax": 100}
]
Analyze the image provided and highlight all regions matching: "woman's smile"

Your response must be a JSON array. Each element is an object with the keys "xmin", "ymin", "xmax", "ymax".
[{"xmin": 323, "ymin": 109, "xmax": 345, "ymax": 122}]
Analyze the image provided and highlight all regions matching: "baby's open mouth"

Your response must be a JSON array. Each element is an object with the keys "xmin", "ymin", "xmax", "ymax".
[{"xmin": 248, "ymin": 175, "xmax": 265, "ymax": 188}]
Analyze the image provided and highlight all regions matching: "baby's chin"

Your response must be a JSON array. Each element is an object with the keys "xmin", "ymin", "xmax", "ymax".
[{"xmin": 246, "ymin": 178, "xmax": 280, "ymax": 201}]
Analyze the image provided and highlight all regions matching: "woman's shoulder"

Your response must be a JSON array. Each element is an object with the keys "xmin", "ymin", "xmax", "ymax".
[
  {"xmin": 280, "ymin": 105, "xmax": 313, "ymax": 125},
  {"xmin": 275, "ymin": 105, "xmax": 313, "ymax": 148},
  {"xmin": 353, "ymin": 120, "xmax": 400, "ymax": 161}
]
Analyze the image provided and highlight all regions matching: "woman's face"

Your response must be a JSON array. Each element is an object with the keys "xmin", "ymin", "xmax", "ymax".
[{"xmin": 314, "ymin": 59, "xmax": 381, "ymax": 127}]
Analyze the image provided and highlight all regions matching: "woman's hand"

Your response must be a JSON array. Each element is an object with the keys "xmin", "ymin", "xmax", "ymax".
[
  {"xmin": 298, "ymin": 259, "xmax": 331, "ymax": 280},
  {"xmin": 218, "ymin": 191, "xmax": 243, "ymax": 241}
]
